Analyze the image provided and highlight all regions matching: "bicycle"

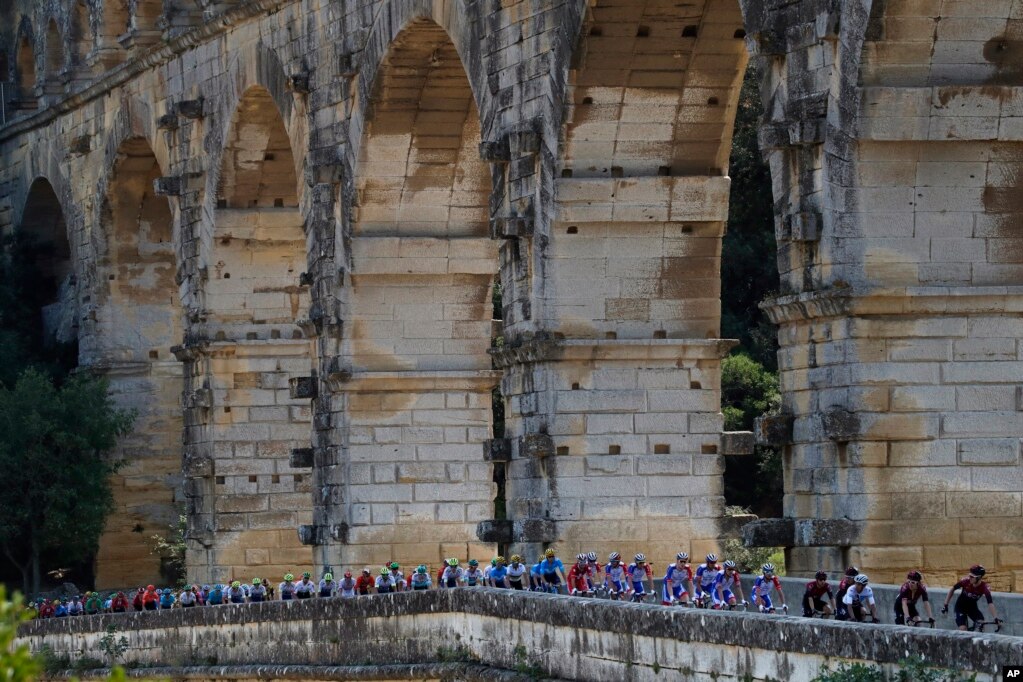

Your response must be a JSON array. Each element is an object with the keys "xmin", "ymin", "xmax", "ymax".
[
  {"xmin": 807, "ymin": 609, "xmax": 832, "ymax": 619},
  {"xmin": 909, "ymin": 618, "xmax": 935, "ymax": 628},
  {"xmin": 970, "ymin": 619, "xmax": 1002, "ymax": 633},
  {"xmin": 759, "ymin": 604, "xmax": 789, "ymax": 615}
]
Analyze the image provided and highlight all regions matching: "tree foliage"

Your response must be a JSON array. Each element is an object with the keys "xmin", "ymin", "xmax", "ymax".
[
  {"xmin": 0, "ymin": 369, "xmax": 134, "ymax": 595},
  {"xmin": 723, "ymin": 65, "xmax": 779, "ymax": 371},
  {"xmin": 0, "ymin": 587, "xmax": 39, "ymax": 682}
]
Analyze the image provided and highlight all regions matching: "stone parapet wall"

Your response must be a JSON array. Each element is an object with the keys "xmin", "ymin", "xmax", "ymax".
[{"xmin": 18, "ymin": 589, "xmax": 1022, "ymax": 682}]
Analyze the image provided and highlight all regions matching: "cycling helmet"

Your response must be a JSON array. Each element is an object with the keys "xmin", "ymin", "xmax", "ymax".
[
  {"xmin": 907, "ymin": 570, "xmax": 922, "ymax": 582},
  {"xmin": 469, "ymin": 559, "xmax": 479, "ymax": 567},
  {"xmin": 184, "ymin": 584, "xmax": 192, "ymax": 591},
  {"xmin": 284, "ymin": 573, "xmax": 294, "ymax": 581},
  {"xmin": 416, "ymin": 566, "xmax": 426, "ymax": 575},
  {"xmin": 146, "ymin": 585, "xmax": 155, "ymax": 591},
  {"xmin": 362, "ymin": 568, "xmax": 371, "ymax": 574},
  {"xmin": 302, "ymin": 572, "xmax": 311, "ymax": 579},
  {"xmin": 447, "ymin": 558, "xmax": 460, "ymax": 567},
  {"xmin": 545, "ymin": 548, "xmax": 555, "ymax": 558},
  {"xmin": 231, "ymin": 581, "xmax": 241, "ymax": 588},
  {"xmin": 323, "ymin": 573, "xmax": 333, "ymax": 581},
  {"xmin": 762, "ymin": 563, "xmax": 775, "ymax": 573},
  {"xmin": 496, "ymin": 555, "xmax": 506, "ymax": 563},
  {"xmin": 577, "ymin": 553, "xmax": 587, "ymax": 561},
  {"xmin": 379, "ymin": 567, "xmax": 389, "ymax": 575},
  {"xmin": 635, "ymin": 553, "xmax": 646, "ymax": 562},
  {"xmin": 608, "ymin": 552, "xmax": 621, "ymax": 562},
  {"xmin": 389, "ymin": 562, "xmax": 399, "ymax": 570},
  {"xmin": 586, "ymin": 552, "xmax": 597, "ymax": 561},
  {"xmin": 202, "ymin": 585, "xmax": 210, "ymax": 592},
  {"xmin": 490, "ymin": 558, "xmax": 497, "ymax": 566},
  {"xmin": 252, "ymin": 578, "xmax": 261, "ymax": 585},
  {"xmin": 677, "ymin": 552, "xmax": 689, "ymax": 561},
  {"xmin": 344, "ymin": 571, "xmax": 352, "ymax": 578},
  {"xmin": 969, "ymin": 564, "xmax": 986, "ymax": 577},
  {"xmin": 854, "ymin": 574, "xmax": 869, "ymax": 585},
  {"xmin": 723, "ymin": 560, "xmax": 736, "ymax": 569},
  {"xmin": 815, "ymin": 571, "xmax": 827, "ymax": 580},
  {"xmin": 706, "ymin": 553, "xmax": 718, "ymax": 563},
  {"xmin": 510, "ymin": 554, "xmax": 521, "ymax": 562},
  {"xmin": 844, "ymin": 566, "xmax": 858, "ymax": 577}
]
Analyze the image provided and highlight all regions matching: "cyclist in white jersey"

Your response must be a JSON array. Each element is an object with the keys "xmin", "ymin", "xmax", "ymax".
[
  {"xmin": 506, "ymin": 555, "xmax": 528, "ymax": 590},
  {"xmin": 337, "ymin": 571, "xmax": 357, "ymax": 598}
]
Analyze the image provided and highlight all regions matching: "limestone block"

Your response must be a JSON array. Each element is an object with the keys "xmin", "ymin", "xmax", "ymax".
[{"xmin": 957, "ymin": 438, "xmax": 1020, "ymax": 465}]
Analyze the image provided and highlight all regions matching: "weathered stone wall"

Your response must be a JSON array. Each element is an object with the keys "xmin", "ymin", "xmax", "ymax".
[
  {"xmin": 1, "ymin": 0, "xmax": 1022, "ymax": 593},
  {"xmin": 17, "ymin": 590, "xmax": 1022, "ymax": 682}
]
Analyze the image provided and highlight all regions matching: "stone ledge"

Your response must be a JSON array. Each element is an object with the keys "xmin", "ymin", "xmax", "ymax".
[
  {"xmin": 65, "ymin": 663, "xmax": 545, "ymax": 681},
  {"xmin": 326, "ymin": 370, "xmax": 502, "ymax": 392},
  {"xmin": 490, "ymin": 338, "xmax": 737, "ymax": 369}
]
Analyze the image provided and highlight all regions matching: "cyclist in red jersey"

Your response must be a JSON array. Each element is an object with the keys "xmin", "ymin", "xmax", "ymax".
[
  {"xmin": 567, "ymin": 554, "xmax": 591, "ymax": 595},
  {"xmin": 801, "ymin": 571, "xmax": 835, "ymax": 617},
  {"xmin": 941, "ymin": 564, "xmax": 999, "ymax": 631},
  {"xmin": 834, "ymin": 567, "xmax": 858, "ymax": 621},
  {"xmin": 895, "ymin": 570, "xmax": 933, "ymax": 626}
]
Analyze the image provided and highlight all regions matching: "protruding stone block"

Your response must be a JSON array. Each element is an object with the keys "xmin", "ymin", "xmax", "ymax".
[
  {"xmin": 69, "ymin": 135, "xmax": 91, "ymax": 155},
  {"xmin": 720, "ymin": 431, "xmax": 755, "ymax": 455},
  {"xmin": 821, "ymin": 409, "xmax": 860, "ymax": 442},
  {"xmin": 183, "ymin": 388, "xmax": 213, "ymax": 409},
  {"xmin": 742, "ymin": 518, "xmax": 794, "ymax": 547},
  {"xmin": 789, "ymin": 212, "xmax": 821, "ymax": 242},
  {"xmin": 754, "ymin": 413, "xmax": 793, "ymax": 447},
  {"xmin": 477, "ymin": 519, "xmax": 512, "ymax": 543},
  {"xmin": 514, "ymin": 519, "xmax": 557, "ymax": 543},
  {"xmin": 520, "ymin": 433, "xmax": 554, "ymax": 459},
  {"xmin": 491, "ymin": 216, "xmax": 534, "ymax": 239},
  {"xmin": 289, "ymin": 376, "xmax": 318, "ymax": 400},
  {"xmin": 153, "ymin": 176, "xmax": 183, "ymax": 196},
  {"xmin": 479, "ymin": 138, "xmax": 510, "ymax": 162},
  {"xmin": 289, "ymin": 73, "xmax": 310, "ymax": 93},
  {"xmin": 297, "ymin": 524, "xmax": 322, "ymax": 546},
  {"xmin": 183, "ymin": 455, "xmax": 213, "ymax": 478},
  {"xmin": 157, "ymin": 113, "xmax": 179, "ymax": 130},
  {"xmin": 794, "ymin": 519, "xmax": 858, "ymax": 547}
]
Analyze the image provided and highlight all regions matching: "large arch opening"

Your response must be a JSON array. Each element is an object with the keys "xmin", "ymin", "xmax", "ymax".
[
  {"xmin": 91, "ymin": 137, "xmax": 185, "ymax": 588},
  {"xmin": 198, "ymin": 84, "xmax": 313, "ymax": 584},
  {"xmin": 344, "ymin": 18, "xmax": 499, "ymax": 567},
  {"xmin": 17, "ymin": 178, "xmax": 75, "ymax": 351}
]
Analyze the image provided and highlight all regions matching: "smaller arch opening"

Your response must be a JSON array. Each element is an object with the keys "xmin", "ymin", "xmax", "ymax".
[
  {"xmin": 73, "ymin": 1, "xmax": 93, "ymax": 66},
  {"xmin": 636, "ymin": 26, "xmax": 650, "ymax": 38},
  {"xmin": 682, "ymin": 25, "xmax": 699, "ymax": 38},
  {"xmin": 16, "ymin": 35, "xmax": 36, "ymax": 99},
  {"xmin": 45, "ymin": 19, "xmax": 63, "ymax": 78}
]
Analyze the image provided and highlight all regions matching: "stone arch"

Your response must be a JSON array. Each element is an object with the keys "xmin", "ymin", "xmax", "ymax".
[
  {"xmin": 44, "ymin": 18, "xmax": 63, "ymax": 80},
  {"xmin": 16, "ymin": 177, "xmax": 75, "ymax": 346},
  {"xmin": 72, "ymin": 0, "xmax": 94, "ymax": 68},
  {"xmin": 562, "ymin": 0, "xmax": 749, "ymax": 178},
  {"xmin": 341, "ymin": 16, "xmax": 500, "ymax": 567},
  {"xmin": 192, "ymin": 80, "xmax": 314, "ymax": 584}
]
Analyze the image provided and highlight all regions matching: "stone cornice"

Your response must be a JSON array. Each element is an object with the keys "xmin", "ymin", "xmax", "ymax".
[
  {"xmin": 761, "ymin": 286, "xmax": 1023, "ymax": 324},
  {"xmin": 325, "ymin": 370, "xmax": 502, "ymax": 393},
  {"xmin": 0, "ymin": 0, "xmax": 292, "ymax": 143},
  {"xmin": 489, "ymin": 338, "xmax": 737, "ymax": 369}
]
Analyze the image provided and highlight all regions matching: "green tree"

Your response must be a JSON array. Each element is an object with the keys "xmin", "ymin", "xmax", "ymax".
[
  {"xmin": 0, "ymin": 587, "xmax": 39, "ymax": 682},
  {"xmin": 0, "ymin": 369, "xmax": 134, "ymax": 595},
  {"xmin": 721, "ymin": 353, "xmax": 782, "ymax": 518},
  {"xmin": 723, "ymin": 64, "xmax": 779, "ymax": 370}
]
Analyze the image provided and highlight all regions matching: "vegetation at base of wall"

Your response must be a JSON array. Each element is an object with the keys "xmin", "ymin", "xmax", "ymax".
[
  {"xmin": 812, "ymin": 658, "xmax": 979, "ymax": 682},
  {"xmin": 149, "ymin": 515, "xmax": 187, "ymax": 587},
  {"xmin": 722, "ymin": 537, "xmax": 782, "ymax": 575}
]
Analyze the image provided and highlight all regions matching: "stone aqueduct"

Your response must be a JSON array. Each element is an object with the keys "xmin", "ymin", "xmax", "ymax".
[{"xmin": 1, "ymin": 0, "xmax": 1022, "ymax": 592}]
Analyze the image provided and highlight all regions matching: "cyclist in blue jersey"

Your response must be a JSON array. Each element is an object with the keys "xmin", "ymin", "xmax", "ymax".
[
  {"xmin": 489, "ymin": 556, "xmax": 510, "ymax": 588},
  {"xmin": 713, "ymin": 560, "xmax": 745, "ymax": 609},
  {"xmin": 627, "ymin": 553, "xmax": 653, "ymax": 602},
  {"xmin": 662, "ymin": 552, "xmax": 694, "ymax": 606},
  {"xmin": 529, "ymin": 556, "xmax": 544, "ymax": 591},
  {"xmin": 752, "ymin": 563, "xmax": 786, "ymax": 613},
  {"xmin": 604, "ymin": 552, "xmax": 628, "ymax": 600},
  {"xmin": 539, "ymin": 548, "xmax": 566, "ymax": 593},
  {"xmin": 694, "ymin": 554, "xmax": 722, "ymax": 607}
]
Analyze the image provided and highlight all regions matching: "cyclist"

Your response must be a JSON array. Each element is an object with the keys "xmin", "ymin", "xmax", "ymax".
[
  {"xmin": 529, "ymin": 556, "xmax": 544, "ymax": 591},
  {"xmin": 295, "ymin": 572, "xmax": 316, "ymax": 599},
  {"xmin": 67, "ymin": 595, "xmax": 84, "ymax": 616},
  {"xmin": 178, "ymin": 585, "xmax": 197, "ymax": 608},
  {"xmin": 568, "ymin": 554, "xmax": 592, "ymax": 596},
  {"xmin": 834, "ymin": 567, "xmax": 859, "ymax": 621},
  {"xmin": 318, "ymin": 572, "xmax": 337, "ymax": 598},
  {"xmin": 159, "ymin": 588, "xmax": 176, "ymax": 610},
  {"xmin": 227, "ymin": 581, "xmax": 246, "ymax": 605},
  {"xmin": 53, "ymin": 599, "xmax": 68, "ymax": 618},
  {"xmin": 895, "ymin": 570, "xmax": 933, "ymax": 626},
  {"xmin": 375, "ymin": 566, "xmax": 397, "ymax": 594},
  {"xmin": 249, "ymin": 578, "xmax": 267, "ymax": 603},
  {"xmin": 483, "ymin": 558, "xmax": 496, "ymax": 585},
  {"xmin": 489, "ymin": 556, "xmax": 509, "ymax": 588},
  {"xmin": 694, "ymin": 554, "xmax": 722, "ymax": 607},
  {"xmin": 409, "ymin": 565, "xmax": 432, "ymax": 591},
  {"xmin": 752, "ymin": 563, "xmax": 786, "ymax": 613},
  {"xmin": 714, "ymin": 560, "xmax": 744, "ymax": 610},
  {"xmin": 539, "ymin": 549, "xmax": 567, "ymax": 593},
  {"xmin": 110, "ymin": 592, "xmax": 129, "ymax": 613},
  {"xmin": 441, "ymin": 558, "xmax": 464, "ymax": 588},
  {"xmin": 355, "ymin": 568, "xmax": 375, "ymax": 595},
  {"xmin": 132, "ymin": 587, "xmax": 145, "ymax": 612},
  {"xmin": 464, "ymin": 559, "xmax": 486, "ymax": 587},
  {"xmin": 843, "ymin": 574, "xmax": 879, "ymax": 623},
  {"xmin": 142, "ymin": 585, "xmax": 159, "ymax": 611},
  {"xmin": 506, "ymin": 555, "xmax": 527, "ymax": 590},
  {"xmin": 207, "ymin": 584, "xmax": 224, "ymax": 606},
  {"xmin": 338, "ymin": 571, "xmax": 357, "ymax": 598},
  {"xmin": 604, "ymin": 552, "xmax": 628, "ymax": 600},
  {"xmin": 627, "ymin": 553, "xmax": 653, "ymax": 602},
  {"xmin": 388, "ymin": 562, "xmax": 405, "ymax": 591},
  {"xmin": 801, "ymin": 571, "xmax": 835, "ymax": 617},
  {"xmin": 662, "ymin": 552, "xmax": 694, "ymax": 606},
  {"xmin": 85, "ymin": 591, "xmax": 103, "ymax": 615},
  {"xmin": 942, "ymin": 564, "xmax": 1000, "ymax": 631},
  {"xmin": 279, "ymin": 573, "xmax": 297, "ymax": 601},
  {"xmin": 585, "ymin": 552, "xmax": 602, "ymax": 591}
]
